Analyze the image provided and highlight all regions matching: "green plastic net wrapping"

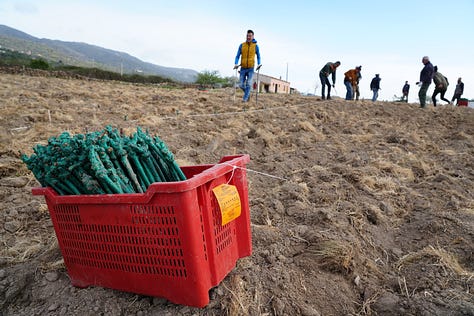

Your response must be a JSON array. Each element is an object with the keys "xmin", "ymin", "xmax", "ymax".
[{"xmin": 21, "ymin": 126, "xmax": 186, "ymax": 195}]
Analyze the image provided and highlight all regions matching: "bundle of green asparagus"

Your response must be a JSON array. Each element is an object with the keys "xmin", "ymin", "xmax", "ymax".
[{"xmin": 21, "ymin": 126, "xmax": 186, "ymax": 195}]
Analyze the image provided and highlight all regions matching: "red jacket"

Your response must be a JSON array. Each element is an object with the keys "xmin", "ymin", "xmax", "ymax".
[{"xmin": 344, "ymin": 69, "xmax": 359, "ymax": 85}]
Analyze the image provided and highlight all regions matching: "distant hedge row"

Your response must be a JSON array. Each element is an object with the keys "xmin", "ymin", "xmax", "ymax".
[
  {"xmin": 0, "ymin": 49, "xmax": 173, "ymax": 84},
  {"xmin": 56, "ymin": 65, "xmax": 171, "ymax": 84}
]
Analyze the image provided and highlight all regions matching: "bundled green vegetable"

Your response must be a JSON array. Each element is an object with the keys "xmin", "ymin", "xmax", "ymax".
[{"xmin": 21, "ymin": 126, "xmax": 186, "ymax": 195}]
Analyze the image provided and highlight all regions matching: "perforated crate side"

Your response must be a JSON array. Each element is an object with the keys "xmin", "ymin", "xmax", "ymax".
[
  {"xmin": 196, "ymin": 159, "xmax": 252, "ymax": 286},
  {"xmin": 44, "ymin": 191, "xmax": 212, "ymax": 307}
]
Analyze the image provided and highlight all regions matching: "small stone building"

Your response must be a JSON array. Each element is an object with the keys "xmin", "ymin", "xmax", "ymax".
[{"xmin": 252, "ymin": 74, "xmax": 290, "ymax": 94}]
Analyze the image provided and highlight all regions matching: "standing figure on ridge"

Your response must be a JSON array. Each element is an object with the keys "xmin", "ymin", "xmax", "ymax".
[
  {"xmin": 370, "ymin": 74, "xmax": 381, "ymax": 102},
  {"xmin": 234, "ymin": 29, "xmax": 261, "ymax": 102},
  {"xmin": 417, "ymin": 56, "xmax": 434, "ymax": 108},
  {"xmin": 401, "ymin": 81, "xmax": 410, "ymax": 102},
  {"xmin": 451, "ymin": 77, "xmax": 464, "ymax": 105}
]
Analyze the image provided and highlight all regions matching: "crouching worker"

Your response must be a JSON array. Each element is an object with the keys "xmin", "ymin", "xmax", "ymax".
[
  {"xmin": 319, "ymin": 61, "xmax": 341, "ymax": 100},
  {"xmin": 344, "ymin": 66, "xmax": 361, "ymax": 100}
]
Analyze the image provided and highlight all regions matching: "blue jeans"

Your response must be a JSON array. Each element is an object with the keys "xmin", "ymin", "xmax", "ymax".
[
  {"xmin": 239, "ymin": 67, "xmax": 254, "ymax": 101},
  {"xmin": 344, "ymin": 81, "xmax": 353, "ymax": 100},
  {"xmin": 372, "ymin": 89, "xmax": 379, "ymax": 101}
]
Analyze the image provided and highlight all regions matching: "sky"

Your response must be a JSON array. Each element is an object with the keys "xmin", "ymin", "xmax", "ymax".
[{"xmin": 1, "ymin": 0, "xmax": 473, "ymax": 101}]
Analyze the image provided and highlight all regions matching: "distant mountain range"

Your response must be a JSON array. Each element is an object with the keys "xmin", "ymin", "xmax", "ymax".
[{"xmin": 0, "ymin": 25, "xmax": 198, "ymax": 82}]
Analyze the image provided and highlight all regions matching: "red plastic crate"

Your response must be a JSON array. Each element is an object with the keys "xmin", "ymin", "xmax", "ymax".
[
  {"xmin": 32, "ymin": 155, "xmax": 252, "ymax": 307},
  {"xmin": 458, "ymin": 99, "xmax": 468, "ymax": 106}
]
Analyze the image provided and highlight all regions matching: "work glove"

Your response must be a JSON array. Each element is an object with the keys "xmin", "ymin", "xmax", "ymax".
[
  {"xmin": 256, "ymin": 64, "xmax": 262, "ymax": 71},
  {"xmin": 332, "ymin": 84, "xmax": 335, "ymax": 88}
]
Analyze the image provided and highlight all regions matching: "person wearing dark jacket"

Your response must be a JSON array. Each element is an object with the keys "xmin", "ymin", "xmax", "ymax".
[
  {"xmin": 417, "ymin": 56, "xmax": 434, "ymax": 108},
  {"xmin": 431, "ymin": 66, "xmax": 450, "ymax": 106},
  {"xmin": 402, "ymin": 81, "xmax": 410, "ymax": 102},
  {"xmin": 370, "ymin": 74, "xmax": 381, "ymax": 102},
  {"xmin": 451, "ymin": 78, "xmax": 464, "ymax": 105},
  {"xmin": 319, "ymin": 61, "xmax": 341, "ymax": 100}
]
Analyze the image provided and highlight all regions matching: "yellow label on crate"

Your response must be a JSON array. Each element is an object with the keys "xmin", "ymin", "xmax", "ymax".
[{"xmin": 212, "ymin": 184, "xmax": 241, "ymax": 226}]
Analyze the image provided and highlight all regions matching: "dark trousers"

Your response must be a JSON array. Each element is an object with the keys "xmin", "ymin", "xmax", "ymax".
[
  {"xmin": 319, "ymin": 73, "xmax": 331, "ymax": 98},
  {"xmin": 418, "ymin": 83, "xmax": 430, "ymax": 108},
  {"xmin": 401, "ymin": 92, "xmax": 409, "ymax": 102},
  {"xmin": 451, "ymin": 93, "xmax": 462, "ymax": 105},
  {"xmin": 432, "ymin": 88, "xmax": 450, "ymax": 106}
]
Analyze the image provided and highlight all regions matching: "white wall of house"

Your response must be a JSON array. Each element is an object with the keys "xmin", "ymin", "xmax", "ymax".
[{"xmin": 252, "ymin": 74, "xmax": 290, "ymax": 94}]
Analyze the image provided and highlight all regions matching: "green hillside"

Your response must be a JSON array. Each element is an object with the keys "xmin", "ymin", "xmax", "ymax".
[{"xmin": 0, "ymin": 24, "xmax": 198, "ymax": 82}]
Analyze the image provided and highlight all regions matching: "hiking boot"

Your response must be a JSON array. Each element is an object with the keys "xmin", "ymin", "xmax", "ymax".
[{"xmin": 327, "ymin": 96, "xmax": 332, "ymax": 100}]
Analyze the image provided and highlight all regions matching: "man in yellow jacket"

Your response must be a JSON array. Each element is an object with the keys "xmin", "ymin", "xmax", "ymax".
[{"xmin": 234, "ymin": 30, "xmax": 261, "ymax": 102}]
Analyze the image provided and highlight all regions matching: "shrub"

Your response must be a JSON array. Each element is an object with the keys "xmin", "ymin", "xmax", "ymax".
[
  {"xmin": 30, "ymin": 59, "xmax": 50, "ymax": 70},
  {"xmin": 196, "ymin": 70, "xmax": 227, "ymax": 87}
]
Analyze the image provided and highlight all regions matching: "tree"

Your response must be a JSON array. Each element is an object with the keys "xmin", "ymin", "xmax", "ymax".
[
  {"xmin": 195, "ymin": 70, "xmax": 226, "ymax": 87},
  {"xmin": 30, "ymin": 59, "xmax": 50, "ymax": 70}
]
